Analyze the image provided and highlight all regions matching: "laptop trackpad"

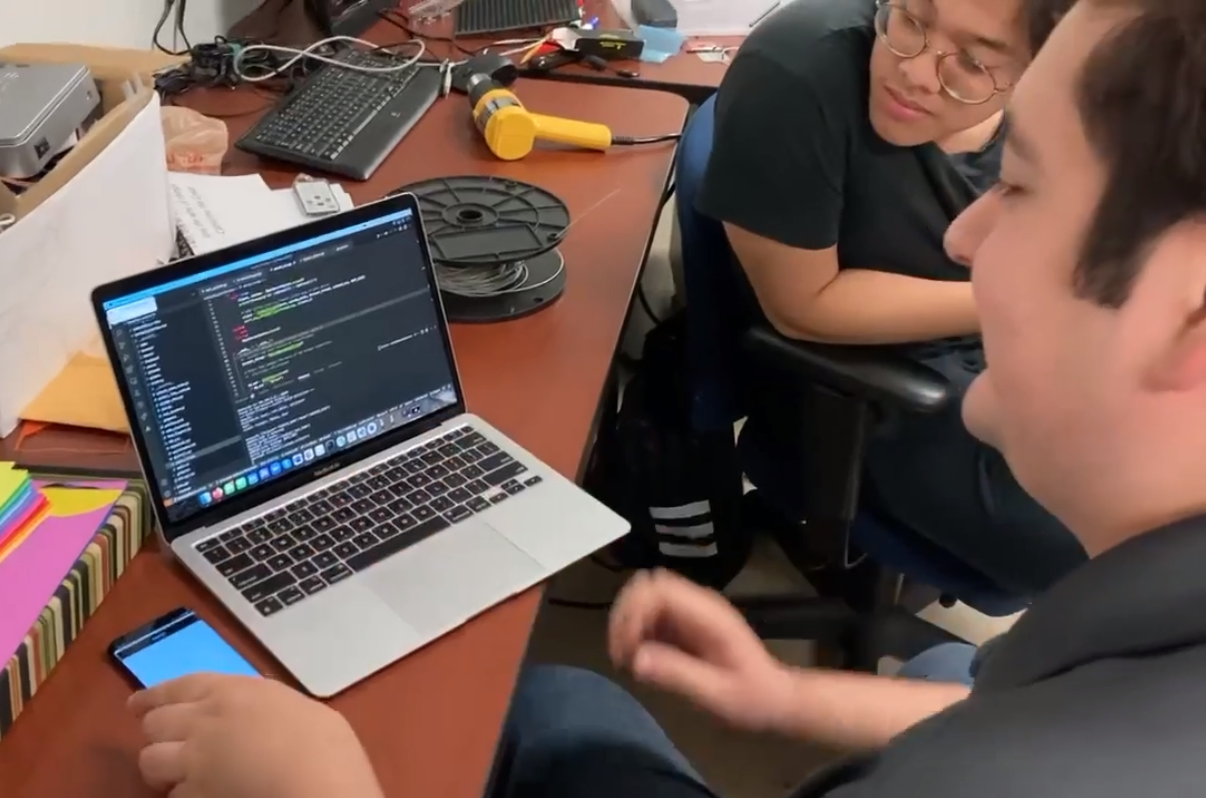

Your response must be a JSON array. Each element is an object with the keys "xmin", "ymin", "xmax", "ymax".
[{"xmin": 363, "ymin": 520, "xmax": 545, "ymax": 638}]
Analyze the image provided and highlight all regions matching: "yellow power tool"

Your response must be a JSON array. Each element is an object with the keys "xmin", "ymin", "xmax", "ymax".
[{"xmin": 467, "ymin": 73, "xmax": 614, "ymax": 161}]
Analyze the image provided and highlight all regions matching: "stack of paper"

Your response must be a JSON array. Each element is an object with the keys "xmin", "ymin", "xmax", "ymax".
[
  {"xmin": 170, "ymin": 172, "xmax": 354, "ymax": 257},
  {"xmin": 0, "ymin": 463, "xmax": 49, "ymax": 563}
]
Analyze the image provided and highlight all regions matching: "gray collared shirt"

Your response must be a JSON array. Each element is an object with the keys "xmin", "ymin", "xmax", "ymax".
[{"xmin": 802, "ymin": 515, "xmax": 1206, "ymax": 798}]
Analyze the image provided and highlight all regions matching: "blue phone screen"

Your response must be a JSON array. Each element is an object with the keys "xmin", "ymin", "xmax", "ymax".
[{"xmin": 113, "ymin": 610, "xmax": 260, "ymax": 688}]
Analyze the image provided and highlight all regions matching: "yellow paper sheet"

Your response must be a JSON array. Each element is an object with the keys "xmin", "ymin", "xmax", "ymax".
[{"xmin": 20, "ymin": 352, "xmax": 129, "ymax": 433}]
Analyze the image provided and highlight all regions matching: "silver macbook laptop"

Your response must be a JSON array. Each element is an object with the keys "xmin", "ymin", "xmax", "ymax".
[{"xmin": 92, "ymin": 193, "xmax": 629, "ymax": 697}]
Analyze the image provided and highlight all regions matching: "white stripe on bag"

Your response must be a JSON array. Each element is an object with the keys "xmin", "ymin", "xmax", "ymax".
[
  {"xmin": 655, "ymin": 522, "xmax": 713, "ymax": 540},
  {"xmin": 658, "ymin": 541, "xmax": 719, "ymax": 558},
  {"xmin": 649, "ymin": 501, "xmax": 711, "ymax": 521}
]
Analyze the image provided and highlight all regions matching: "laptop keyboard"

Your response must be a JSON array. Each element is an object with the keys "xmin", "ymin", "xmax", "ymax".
[{"xmin": 193, "ymin": 425, "xmax": 544, "ymax": 617}]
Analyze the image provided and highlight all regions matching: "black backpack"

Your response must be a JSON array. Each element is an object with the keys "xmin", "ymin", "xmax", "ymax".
[{"xmin": 585, "ymin": 312, "xmax": 752, "ymax": 589}]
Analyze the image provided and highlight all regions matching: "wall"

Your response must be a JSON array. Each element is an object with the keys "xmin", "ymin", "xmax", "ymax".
[{"xmin": 0, "ymin": 0, "xmax": 258, "ymax": 48}]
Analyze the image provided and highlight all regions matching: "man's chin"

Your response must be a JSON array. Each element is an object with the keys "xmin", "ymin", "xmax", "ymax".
[{"xmin": 868, "ymin": 106, "xmax": 932, "ymax": 148}]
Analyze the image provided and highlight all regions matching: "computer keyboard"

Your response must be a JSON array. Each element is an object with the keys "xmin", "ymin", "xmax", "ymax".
[
  {"xmin": 195, "ymin": 425, "xmax": 544, "ymax": 617},
  {"xmin": 453, "ymin": 0, "xmax": 581, "ymax": 36},
  {"xmin": 235, "ymin": 49, "xmax": 442, "ymax": 181}
]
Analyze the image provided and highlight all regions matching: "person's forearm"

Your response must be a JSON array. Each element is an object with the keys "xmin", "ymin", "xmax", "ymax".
[
  {"xmin": 770, "ymin": 269, "xmax": 978, "ymax": 345},
  {"xmin": 767, "ymin": 666, "xmax": 969, "ymax": 750}
]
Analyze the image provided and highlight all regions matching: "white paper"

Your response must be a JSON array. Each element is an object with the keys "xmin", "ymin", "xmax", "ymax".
[
  {"xmin": 170, "ymin": 172, "xmax": 354, "ymax": 256},
  {"xmin": 611, "ymin": 0, "xmax": 786, "ymax": 35},
  {"xmin": 0, "ymin": 94, "xmax": 174, "ymax": 437}
]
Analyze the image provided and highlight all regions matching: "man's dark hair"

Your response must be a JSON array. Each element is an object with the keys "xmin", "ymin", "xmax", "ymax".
[
  {"xmin": 1074, "ymin": 0, "xmax": 1206, "ymax": 306},
  {"xmin": 1024, "ymin": 0, "xmax": 1076, "ymax": 54}
]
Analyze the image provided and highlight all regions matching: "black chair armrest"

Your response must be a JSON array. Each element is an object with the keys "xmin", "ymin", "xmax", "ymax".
[{"xmin": 742, "ymin": 324, "xmax": 953, "ymax": 414}]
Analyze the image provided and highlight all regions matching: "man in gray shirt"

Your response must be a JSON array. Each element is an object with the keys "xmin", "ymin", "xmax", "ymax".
[{"xmin": 122, "ymin": 1, "xmax": 1206, "ymax": 797}]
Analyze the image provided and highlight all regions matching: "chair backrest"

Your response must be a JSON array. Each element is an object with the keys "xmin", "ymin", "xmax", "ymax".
[{"xmin": 673, "ymin": 93, "xmax": 753, "ymax": 432}]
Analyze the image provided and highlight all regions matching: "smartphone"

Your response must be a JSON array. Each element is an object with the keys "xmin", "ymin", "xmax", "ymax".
[{"xmin": 109, "ymin": 607, "xmax": 260, "ymax": 689}]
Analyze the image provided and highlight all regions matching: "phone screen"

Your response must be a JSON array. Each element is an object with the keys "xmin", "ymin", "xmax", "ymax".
[{"xmin": 110, "ymin": 608, "xmax": 260, "ymax": 688}]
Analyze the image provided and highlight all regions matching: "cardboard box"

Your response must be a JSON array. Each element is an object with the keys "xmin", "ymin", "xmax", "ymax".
[
  {"xmin": 0, "ymin": 44, "xmax": 178, "ymax": 437},
  {"xmin": 0, "ymin": 44, "xmax": 182, "ymax": 220}
]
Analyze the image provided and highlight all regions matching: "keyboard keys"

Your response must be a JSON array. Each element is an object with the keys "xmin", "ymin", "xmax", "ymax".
[
  {"xmin": 242, "ymin": 572, "xmax": 295, "ymax": 603},
  {"xmin": 352, "ymin": 532, "xmax": 378, "ymax": 549},
  {"xmin": 485, "ymin": 461, "xmax": 527, "ymax": 487},
  {"xmin": 292, "ymin": 560, "xmax": 319, "ymax": 578},
  {"xmin": 279, "ymin": 586, "xmax": 306, "ymax": 606},
  {"xmin": 321, "ymin": 564, "xmax": 353, "ymax": 584},
  {"xmin": 267, "ymin": 554, "xmax": 293, "ymax": 571},
  {"xmin": 218, "ymin": 425, "xmax": 540, "ymax": 614},
  {"xmin": 197, "ymin": 537, "xmax": 223, "ymax": 553},
  {"xmin": 300, "ymin": 576, "xmax": 327, "ymax": 595},
  {"xmin": 202, "ymin": 545, "xmax": 230, "ymax": 564},
  {"xmin": 231, "ymin": 563, "xmax": 272, "ymax": 590},
  {"xmin": 227, "ymin": 537, "xmax": 252, "ymax": 554},
  {"xmin": 445, "ymin": 505, "xmax": 473, "ymax": 523},
  {"xmin": 217, "ymin": 553, "xmax": 254, "ymax": 577},
  {"xmin": 346, "ymin": 516, "xmax": 449, "ymax": 573}
]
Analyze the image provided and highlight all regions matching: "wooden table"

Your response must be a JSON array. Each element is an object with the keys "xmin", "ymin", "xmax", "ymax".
[{"xmin": 0, "ymin": 11, "xmax": 728, "ymax": 798}]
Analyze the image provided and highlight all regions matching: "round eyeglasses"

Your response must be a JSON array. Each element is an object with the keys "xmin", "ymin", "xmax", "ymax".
[{"xmin": 874, "ymin": 1, "xmax": 1009, "ymax": 105}]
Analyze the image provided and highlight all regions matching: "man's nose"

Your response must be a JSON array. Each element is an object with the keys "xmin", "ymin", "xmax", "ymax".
[
  {"xmin": 898, "ymin": 50, "xmax": 942, "ymax": 95},
  {"xmin": 945, "ymin": 194, "xmax": 995, "ymax": 268}
]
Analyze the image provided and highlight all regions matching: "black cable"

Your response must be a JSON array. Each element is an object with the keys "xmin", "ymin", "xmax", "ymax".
[
  {"xmin": 637, "ymin": 283, "xmax": 662, "ymax": 324},
  {"xmin": 546, "ymin": 597, "xmax": 614, "ymax": 610},
  {"xmin": 613, "ymin": 133, "xmax": 682, "ymax": 146},
  {"xmin": 174, "ymin": 0, "xmax": 193, "ymax": 53},
  {"xmin": 153, "ymin": 0, "xmax": 186, "ymax": 55},
  {"xmin": 379, "ymin": 9, "xmax": 477, "ymax": 56}
]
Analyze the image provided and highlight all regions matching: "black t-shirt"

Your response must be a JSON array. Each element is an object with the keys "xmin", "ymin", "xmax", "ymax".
[{"xmin": 696, "ymin": 0, "xmax": 1001, "ymax": 350}]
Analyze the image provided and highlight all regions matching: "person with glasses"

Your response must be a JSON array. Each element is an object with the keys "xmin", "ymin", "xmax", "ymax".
[
  {"xmin": 698, "ymin": 0, "xmax": 1088, "ymax": 597},
  {"xmin": 124, "ymin": 3, "xmax": 1206, "ymax": 798}
]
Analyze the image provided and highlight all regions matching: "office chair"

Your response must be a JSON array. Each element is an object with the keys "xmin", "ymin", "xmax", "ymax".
[{"xmin": 674, "ymin": 91, "xmax": 1028, "ymax": 670}]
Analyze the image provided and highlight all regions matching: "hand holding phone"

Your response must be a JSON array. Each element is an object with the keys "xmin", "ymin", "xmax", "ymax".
[
  {"xmin": 109, "ymin": 608, "xmax": 260, "ymax": 688},
  {"xmin": 129, "ymin": 673, "xmax": 385, "ymax": 798}
]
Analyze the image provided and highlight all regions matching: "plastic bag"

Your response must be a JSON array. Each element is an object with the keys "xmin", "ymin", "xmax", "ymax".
[{"xmin": 161, "ymin": 106, "xmax": 228, "ymax": 174}]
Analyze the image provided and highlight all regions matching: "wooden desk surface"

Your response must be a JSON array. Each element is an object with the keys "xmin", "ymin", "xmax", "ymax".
[{"xmin": 0, "ymin": 13, "xmax": 728, "ymax": 798}]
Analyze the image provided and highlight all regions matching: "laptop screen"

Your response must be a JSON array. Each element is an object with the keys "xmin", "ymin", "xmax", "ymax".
[{"xmin": 100, "ymin": 205, "xmax": 459, "ymax": 524}]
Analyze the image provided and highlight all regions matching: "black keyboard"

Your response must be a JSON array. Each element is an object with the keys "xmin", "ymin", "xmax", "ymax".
[
  {"xmin": 194, "ymin": 425, "xmax": 543, "ymax": 618},
  {"xmin": 235, "ymin": 49, "xmax": 442, "ymax": 181},
  {"xmin": 453, "ymin": 0, "xmax": 580, "ymax": 36}
]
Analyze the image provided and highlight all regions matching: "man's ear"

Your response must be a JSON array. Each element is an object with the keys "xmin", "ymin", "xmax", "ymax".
[{"xmin": 1145, "ymin": 224, "xmax": 1206, "ymax": 392}]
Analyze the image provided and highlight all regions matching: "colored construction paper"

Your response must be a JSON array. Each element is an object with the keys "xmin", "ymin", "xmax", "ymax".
[{"xmin": 0, "ymin": 479, "xmax": 127, "ymax": 664}]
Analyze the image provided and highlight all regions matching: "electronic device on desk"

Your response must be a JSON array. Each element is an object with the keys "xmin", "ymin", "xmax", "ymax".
[
  {"xmin": 235, "ymin": 48, "xmax": 441, "ymax": 181},
  {"xmin": 631, "ymin": 0, "xmax": 678, "ymax": 28},
  {"xmin": 390, "ymin": 176, "xmax": 569, "ymax": 323},
  {"xmin": 91, "ymin": 193, "xmax": 628, "ymax": 698},
  {"xmin": 454, "ymin": 0, "xmax": 581, "ymax": 36},
  {"xmin": 110, "ymin": 608, "xmax": 262, "ymax": 689},
  {"xmin": 0, "ymin": 63, "xmax": 101, "ymax": 180},
  {"xmin": 310, "ymin": 0, "xmax": 400, "ymax": 36}
]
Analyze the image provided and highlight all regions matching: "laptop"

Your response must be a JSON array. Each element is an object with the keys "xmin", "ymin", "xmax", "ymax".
[{"xmin": 92, "ymin": 193, "xmax": 630, "ymax": 697}]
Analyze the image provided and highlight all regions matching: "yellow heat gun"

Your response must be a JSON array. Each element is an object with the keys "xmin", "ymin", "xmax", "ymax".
[{"xmin": 467, "ymin": 72, "xmax": 615, "ymax": 161}]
